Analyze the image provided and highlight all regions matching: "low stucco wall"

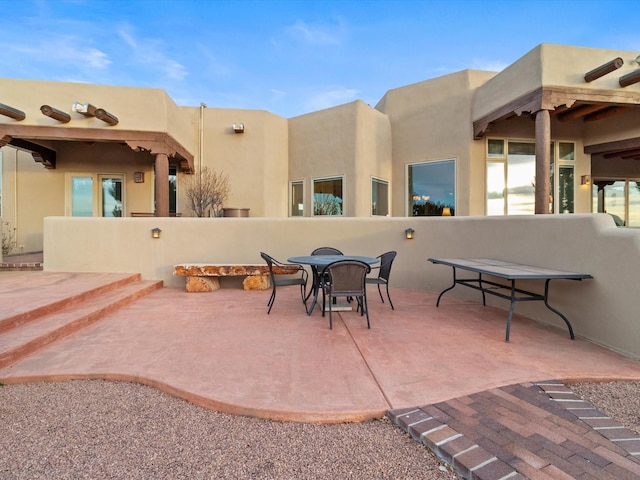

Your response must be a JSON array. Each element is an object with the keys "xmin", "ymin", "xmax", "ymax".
[{"xmin": 43, "ymin": 214, "xmax": 640, "ymax": 359}]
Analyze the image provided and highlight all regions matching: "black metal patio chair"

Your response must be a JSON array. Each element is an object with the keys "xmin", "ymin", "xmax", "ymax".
[
  {"xmin": 366, "ymin": 251, "xmax": 397, "ymax": 310},
  {"xmin": 260, "ymin": 252, "xmax": 308, "ymax": 314},
  {"xmin": 321, "ymin": 260, "xmax": 371, "ymax": 330}
]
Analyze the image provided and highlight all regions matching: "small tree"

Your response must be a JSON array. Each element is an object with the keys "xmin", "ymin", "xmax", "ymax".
[
  {"xmin": 1, "ymin": 220, "xmax": 17, "ymax": 255},
  {"xmin": 184, "ymin": 167, "xmax": 231, "ymax": 217}
]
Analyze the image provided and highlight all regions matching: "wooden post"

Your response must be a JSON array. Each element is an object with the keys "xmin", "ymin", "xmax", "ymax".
[
  {"xmin": 155, "ymin": 153, "xmax": 169, "ymax": 217},
  {"xmin": 535, "ymin": 109, "xmax": 551, "ymax": 214}
]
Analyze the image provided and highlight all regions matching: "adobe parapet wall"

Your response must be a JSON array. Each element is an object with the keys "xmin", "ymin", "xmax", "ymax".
[{"xmin": 44, "ymin": 214, "xmax": 640, "ymax": 360}]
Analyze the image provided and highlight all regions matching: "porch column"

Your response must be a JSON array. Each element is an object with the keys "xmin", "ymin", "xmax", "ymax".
[
  {"xmin": 534, "ymin": 109, "xmax": 551, "ymax": 214},
  {"xmin": 154, "ymin": 152, "xmax": 169, "ymax": 217}
]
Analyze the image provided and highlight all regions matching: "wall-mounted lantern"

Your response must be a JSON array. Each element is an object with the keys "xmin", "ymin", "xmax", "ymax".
[
  {"xmin": 233, "ymin": 122, "xmax": 245, "ymax": 133},
  {"xmin": 405, "ymin": 228, "xmax": 415, "ymax": 240},
  {"xmin": 151, "ymin": 227, "xmax": 162, "ymax": 239},
  {"xmin": 581, "ymin": 175, "xmax": 591, "ymax": 185}
]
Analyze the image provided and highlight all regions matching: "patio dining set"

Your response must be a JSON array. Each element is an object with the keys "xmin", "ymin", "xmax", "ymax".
[{"xmin": 260, "ymin": 248, "xmax": 397, "ymax": 329}]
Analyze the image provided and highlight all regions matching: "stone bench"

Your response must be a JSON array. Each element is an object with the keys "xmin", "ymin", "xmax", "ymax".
[{"xmin": 173, "ymin": 263, "xmax": 298, "ymax": 292}]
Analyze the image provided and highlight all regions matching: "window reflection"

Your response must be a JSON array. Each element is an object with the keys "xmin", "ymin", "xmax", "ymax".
[
  {"xmin": 313, "ymin": 177, "xmax": 343, "ymax": 216},
  {"xmin": 290, "ymin": 181, "xmax": 304, "ymax": 216},
  {"xmin": 372, "ymin": 178, "xmax": 389, "ymax": 216},
  {"xmin": 408, "ymin": 160, "xmax": 455, "ymax": 216}
]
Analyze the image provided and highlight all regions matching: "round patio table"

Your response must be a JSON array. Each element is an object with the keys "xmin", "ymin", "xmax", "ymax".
[{"xmin": 287, "ymin": 255, "xmax": 379, "ymax": 315}]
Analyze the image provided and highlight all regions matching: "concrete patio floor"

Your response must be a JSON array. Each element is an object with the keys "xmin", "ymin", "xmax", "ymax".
[
  {"xmin": 3, "ymin": 269, "xmax": 640, "ymax": 478},
  {"xmin": 2, "ymin": 270, "xmax": 640, "ymax": 423}
]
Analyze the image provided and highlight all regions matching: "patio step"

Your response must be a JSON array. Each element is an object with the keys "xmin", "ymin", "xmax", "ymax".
[{"xmin": 0, "ymin": 277, "xmax": 163, "ymax": 369}]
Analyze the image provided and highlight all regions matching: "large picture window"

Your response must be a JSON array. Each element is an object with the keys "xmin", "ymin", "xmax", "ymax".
[
  {"xmin": 408, "ymin": 160, "xmax": 456, "ymax": 216},
  {"xmin": 313, "ymin": 177, "xmax": 343, "ymax": 216},
  {"xmin": 372, "ymin": 177, "xmax": 389, "ymax": 216},
  {"xmin": 486, "ymin": 140, "xmax": 575, "ymax": 215}
]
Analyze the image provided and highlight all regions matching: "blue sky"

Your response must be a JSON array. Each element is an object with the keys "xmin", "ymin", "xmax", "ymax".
[{"xmin": 2, "ymin": 0, "xmax": 639, "ymax": 118}]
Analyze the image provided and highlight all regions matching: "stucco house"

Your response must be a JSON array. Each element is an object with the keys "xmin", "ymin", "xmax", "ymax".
[{"xmin": 1, "ymin": 43, "xmax": 640, "ymax": 255}]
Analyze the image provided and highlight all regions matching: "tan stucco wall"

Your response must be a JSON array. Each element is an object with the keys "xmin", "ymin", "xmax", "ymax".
[
  {"xmin": 0, "ymin": 78, "xmax": 196, "ymax": 152},
  {"xmin": 289, "ymin": 101, "xmax": 392, "ymax": 217},
  {"xmin": 474, "ymin": 44, "xmax": 640, "ymax": 121},
  {"xmin": 180, "ymin": 107, "xmax": 289, "ymax": 217},
  {"xmin": 376, "ymin": 70, "xmax": 496, "ymax": 216},
  {"xmin": 0, "ymin": 147, "xmax": 58, "ymax": 253},
  {"xmin": 43, "ymin": 214, "xmax": 640, "ymax": 360}
]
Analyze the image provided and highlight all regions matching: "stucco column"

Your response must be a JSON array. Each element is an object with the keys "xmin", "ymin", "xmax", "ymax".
[
  {"xmin": 534, "ymin": 109, "xmax": 551, "ymax": 214},
  {"xmin": 154, "ymin": 152, "xmax": 169, "ymax": 217}
]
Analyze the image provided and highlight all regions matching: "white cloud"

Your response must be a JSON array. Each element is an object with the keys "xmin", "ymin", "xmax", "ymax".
[
  {"xmin": 285, "ymin": 18, "xmax": 346, "ymax": 46},
  {"xmin": 9, "ymin": 37, "xmax": 111, "ymax": 70},
  {"xmin": 117, "ymin": 26, "xmax": 188, "ymax": 81}
]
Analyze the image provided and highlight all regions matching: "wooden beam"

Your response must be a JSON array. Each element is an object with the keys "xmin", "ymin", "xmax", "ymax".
[
  {"xmin": 8, "ymin": 137, "xmax": 56, "ymax": 168},
  {"xmin": 0, "ymin": 124, "xmax": 194, "ymax": 172},
  {"xmin": 40, "ymin": 105, "xmax": 71, "ymax": 123},
  {"xmin": 619, "ymin": 69, "xmax": 640, "ymax": 88},
  {"xmin": 585, "ymin": 136, "xmax": 640, "ymax": 155},
  {"xmin": 0, "ymin": 103, "xmax": 25, "ymax": 121},
  {"xmin": 584, "ymin": 106, "xmax": 626, "ymax": 122},
  {"xmin": 556, "ymin": 104, "xmax": 607, "ymax": 122},
  {"xmin": 584, "ymin": 57, "xmax": 623, "ymax": 82},
  {"xmin": 95, "ymin": 108, "xmax": 119, "ymax": 126}
]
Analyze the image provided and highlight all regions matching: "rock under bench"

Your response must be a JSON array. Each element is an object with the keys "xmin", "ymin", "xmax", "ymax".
[{"xmin": 173, "ymin": 263, "xmax": 297, "ymax": 292}]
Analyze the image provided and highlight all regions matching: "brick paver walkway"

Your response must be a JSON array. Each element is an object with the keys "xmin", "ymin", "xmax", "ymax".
[{"xmin": 389, "ymin": 380, "xmax": 640, "ymax": 479}]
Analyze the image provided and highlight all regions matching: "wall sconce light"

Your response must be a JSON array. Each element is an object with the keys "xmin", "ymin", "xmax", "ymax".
[
  {"xmin": 40, "ymin": 105, "xmax": 71, "ymax": 123},
  {"xmin": 0, "ymin": 102, "xmax": 26, "ymax": 121},
  {"xmin": 233, "ymin": 122, "xmax": 245, "ymax": 133},
  {"xmin": 151, "ymin": 227, "xmax": 162, "ymax": 239},
  {"xmin": 441, "ymin": 207, "xmax": 452, "ymax": 216},
  {"xmin": 405, "ymin": 228, "xmax": 415, "ymax": 240},
  {"xmin": 581, "ymin": 175, "xmax": 591, "ymax": 185},
  {"xmin": 72, "ymin": 102, "xmax": 97, "ymax": 116}
]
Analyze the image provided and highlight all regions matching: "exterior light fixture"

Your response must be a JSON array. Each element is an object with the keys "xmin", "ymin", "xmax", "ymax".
[
  {"xmin": 581, "ymin": 175, "xmax": 591, "ymax": 185},
  {"xmin": 233, "ymin": 122, "xmax": 245, "ymax": 133},
  {"xmin": 0, "ymin": 102, "xmax": 26, "ymax": 121},
  {"xmin": 405, "ymin": 228, "xmax": 414, "ymax": 240},
  {"xmin": 151, "ymin": 227, "xmax": 162, "ymax": 239},
  {"xmin": 40, "ymin": 105, "xmax": 71, "ymax": 123}
]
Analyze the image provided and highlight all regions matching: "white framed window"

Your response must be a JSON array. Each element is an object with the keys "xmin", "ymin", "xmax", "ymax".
[
  {"xmin": 65, "ymin": 172, "xmax": 125, "ymax": 217},
  {"xmin": 313, "ymin": 176, "xmax": 343, "ymax": 216},
  {"xmin": 485, "ymin": 139, "xmax": 576, "ymax": 215},
  {"xmin": 407, "ymin": 159, "xmax": 456, "ymax": 216},
  {"xmin": 289, "ymin": 180, "xmax": 304, "ymax": 217},
  {"xmin": 371, "ymin": 177, "xmax": 389, "ymax": 216},
  {"xmin": 593, "ymin": 178, "xmax": 640, "ymax": 227}
]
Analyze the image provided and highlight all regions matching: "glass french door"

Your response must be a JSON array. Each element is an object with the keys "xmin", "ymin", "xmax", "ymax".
[{"xmin": 66, "ymin": 173, "xmax": 124, "ymax": 217}]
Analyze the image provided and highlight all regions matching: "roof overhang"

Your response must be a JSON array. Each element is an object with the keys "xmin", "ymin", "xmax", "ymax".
[
  {"xmin": 473, "ymin": 86, "xmax": 640, "ymax": 140},
  {"xmin": 0, "ymin": 124, "xmax": 194, "ymax": 173}
]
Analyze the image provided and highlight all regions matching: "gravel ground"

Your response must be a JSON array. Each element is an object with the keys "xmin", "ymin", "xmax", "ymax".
[{"xmin": 0, "ymin": 379, "xmax": 638, "ymax": 480}]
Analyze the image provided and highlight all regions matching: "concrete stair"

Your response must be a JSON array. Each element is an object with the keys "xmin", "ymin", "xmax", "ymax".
[{"xmin": 0, "ymin": 274, "xmax": 162, "ymax": 369}]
